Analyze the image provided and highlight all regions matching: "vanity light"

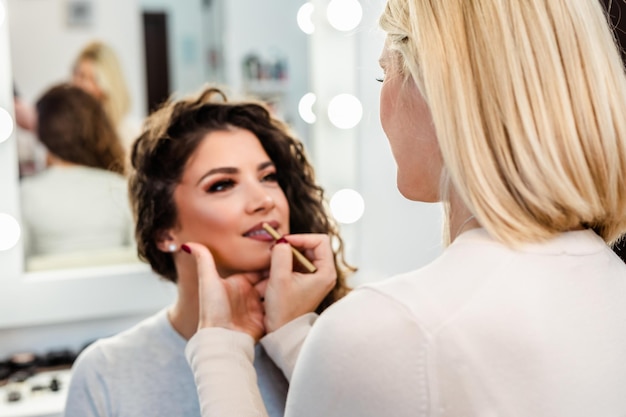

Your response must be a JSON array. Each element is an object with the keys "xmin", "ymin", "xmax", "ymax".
[
  {"xmin": 298, "ymin": 92, "xmax": 317, "ymax": 123},
  {"xmin": 0, "ymin": 212, "xmax": 21, "ymax": 251},
  {"xmin": 330, "ymin": 188, "xmax": 364, "ymax": 224},
  {"xmin": 326, "ymin": 0, "xmax": 362, "ymax": 32},
  {"xmin": 327, "ymin": 93, "xmax": 362, "ymax": 129},
  {"xmin": 0, "ymin": 107, "xmax": 14, "ymax": 144},
  {"xmin": 297, "ymin": 2, "xmax": 315, "ymax": 35}
]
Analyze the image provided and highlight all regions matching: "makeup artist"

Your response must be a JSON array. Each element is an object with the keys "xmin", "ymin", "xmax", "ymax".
[
  {"xmin": 62, "ymin": 86, "xmax": 354, "ymax": 417},
  {"xmin": 183, "ymin": 0, "xmax": 626, "ymax": 416}
]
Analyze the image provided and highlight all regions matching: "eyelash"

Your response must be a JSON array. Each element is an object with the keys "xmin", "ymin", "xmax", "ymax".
[
  {"xmin": 206, "ymin": 172, "xmax": 278, "ymax": 193},
  {"xmin": 376, "ymin": 77, "xmax": 384, "ymax": 83},
  {"xmin": 207, "ymin": 179, "xmax": 235, "ymax": 193},
  {"xmin": 262, "ymin": 172, "xmax": 279, "ymax": 183}
]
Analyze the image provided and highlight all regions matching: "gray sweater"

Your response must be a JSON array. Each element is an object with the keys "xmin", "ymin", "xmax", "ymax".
[{"xmin": 64, "ymin": 308, "xmax": 288, "ymax": 417}]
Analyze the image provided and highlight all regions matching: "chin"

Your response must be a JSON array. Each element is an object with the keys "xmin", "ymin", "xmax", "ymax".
[{"xmin": 397, "ymin": 182, "xmax": 439, "ymax": 202}]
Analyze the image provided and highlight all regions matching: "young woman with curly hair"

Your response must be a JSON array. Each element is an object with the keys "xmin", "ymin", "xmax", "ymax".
[{"xmin": 63, "ymin": 86, "xmax": 354, "ymax": 417}]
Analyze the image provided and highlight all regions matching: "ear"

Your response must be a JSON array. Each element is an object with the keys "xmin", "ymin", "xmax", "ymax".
[{"xmin": 155, "ymin": 229, "xmax": 179, "ymax": 253}]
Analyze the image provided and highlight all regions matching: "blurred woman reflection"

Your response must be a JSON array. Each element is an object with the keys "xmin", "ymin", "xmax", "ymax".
[
  {"xmin": 72, "ymin": 40, "xmax": 142, "ymax": 151},
  {"xmin": 20, "ymin": 83, "xmax": 133, "ymax": 260}
]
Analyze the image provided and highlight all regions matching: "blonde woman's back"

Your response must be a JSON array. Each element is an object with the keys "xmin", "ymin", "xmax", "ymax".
[{"xmin": 286, "ymin": 228, "xmax": 626, "ymax": 417}]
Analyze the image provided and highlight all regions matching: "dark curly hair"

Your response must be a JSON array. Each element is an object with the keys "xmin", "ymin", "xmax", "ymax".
[
  {"xmin": 36, "ymin": 83, "xmax": 125, "ymax": 174},
  {"xmin": 128, "ymin": 86, "xmax": 354, "ymax": 312}
]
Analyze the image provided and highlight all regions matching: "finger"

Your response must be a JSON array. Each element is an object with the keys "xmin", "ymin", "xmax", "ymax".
[
  {"xmin": 182, "ymin": 242, "xmax": 219, "ymax": 284},
  {"xmin": 182, "ymin": 242, "xmax": 223, "ymax": 325},
  {"xmin": 269, "ymin": 240, "xmax": 294, "ymax": 284},
  {"xmin": 283, "ymin": 234, "xmax": 335, "ymax": 275},
  {"xmin": 255, "ymin": 278, "xmax": 269, "ymax": 298},
  {"xmin": 279, "ymin": 233, "xmax": 327, "ymax": 251}
]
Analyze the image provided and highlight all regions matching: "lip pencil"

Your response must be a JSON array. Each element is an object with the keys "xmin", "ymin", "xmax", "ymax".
[{"xmin": 262, "ymin": 223, "xmax": 317, "ymax": 273}]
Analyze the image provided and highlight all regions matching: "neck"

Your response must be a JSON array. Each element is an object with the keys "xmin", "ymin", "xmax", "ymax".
[
  {"xmin": 448, "ymin": 190, "xmax": 479, "ymax": 242},
  {"xmin": 46, "ymin": 153, "xmax": 76, "ymax": 167}
]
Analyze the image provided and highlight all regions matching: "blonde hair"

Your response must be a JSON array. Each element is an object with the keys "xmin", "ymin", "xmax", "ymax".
[
  {"xmin": 74, "ymin": 41, "xmax": 131, "ymax": 127},
  {"xmin": 380, "ymin": 0, "xmax": 626, "ymax": 245}
]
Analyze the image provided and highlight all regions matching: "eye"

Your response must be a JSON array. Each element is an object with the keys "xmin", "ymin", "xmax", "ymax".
[
  {"xmin": 261, "ymin": 172, "xmax": 279, "ymax": 183},
  {"xmin": 207, "ymin": 179, "xmax": 235, "ymax": 193}
]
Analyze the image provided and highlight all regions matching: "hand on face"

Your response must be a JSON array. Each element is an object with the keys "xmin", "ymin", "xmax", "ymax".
[
  {"xmin": 183, "ymin": 242, "xmax": 266, "ymax": 342},
  {"xmin": 185, "ymin": 233, "xmax": 337, "ymax": 339},
  {"xmin": 256, "ymin": 233, "xmax": 337, "ymax": 333}
]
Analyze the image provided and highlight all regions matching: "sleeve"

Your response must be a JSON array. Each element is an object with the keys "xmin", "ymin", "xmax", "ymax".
[
  {"xmin": 283, "ymin": 287, "xmax": 432, "ymax": 417},
  {"xmin": 260, "ymin": 312, "xmax": 318, "ymax": 381},
  {"xmin": 185, "ymin": 328, "xmax": 269, "ymax": 417},
  {"xmin": 63, "ymin": 346, "xmax": 113, "ymax": 417}
]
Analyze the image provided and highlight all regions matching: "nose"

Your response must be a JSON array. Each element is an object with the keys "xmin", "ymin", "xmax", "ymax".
[{"xmin": 245, "ymin": 183, "xmax": 276, "ymax": 214}]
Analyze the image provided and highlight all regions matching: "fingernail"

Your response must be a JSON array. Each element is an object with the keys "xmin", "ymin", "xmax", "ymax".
[
  {"xmin": 275, "ymin": 237, "xmax": 288, "ymax": 245},
  {"xmin": 181, "ymin": 244, "xmax": 191, "ymax": 254}
]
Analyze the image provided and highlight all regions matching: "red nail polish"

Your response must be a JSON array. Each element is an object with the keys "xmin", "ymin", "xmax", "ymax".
[
  {"xmin": 181, "ymin": 244, "xmax": 191, "ymax": 254},
  {"xmin": 275, "ymin": 237, "xmax": 288, "ymax": 245}
]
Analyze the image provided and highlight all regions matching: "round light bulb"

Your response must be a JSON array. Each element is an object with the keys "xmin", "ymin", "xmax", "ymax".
[
  {"xmin": 327, "ymin": 94, "xmax": 362, "ymax": 129},
  {"xmin": 298, "ymin": 92, "xmax": 317, "ymax": 124},
  {"xmin": 330, "ymin": 188, "xmax": 365, "ymax": 224},
  {"xmin": 0, "ymin": 107, "xmax": 14, "ymax": 144},
  {"xmin": 0, "ymin": 213, "xmax": 21, "ymax": 251},
  {"xmin": 297, "ymin": 2, "xmax": 315, "ymax": 35},
  {"xmin": 326, "ymin": 0, "xmax": 362, "ymax": 32}
]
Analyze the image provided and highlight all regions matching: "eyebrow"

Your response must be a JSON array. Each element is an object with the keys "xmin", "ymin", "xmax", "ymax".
[{"xmin": 195, "ymin": 161, "xmax": 275, "ymax": 185}]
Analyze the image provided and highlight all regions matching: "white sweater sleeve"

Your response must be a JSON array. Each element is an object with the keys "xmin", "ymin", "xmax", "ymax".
[
  {"xmin": 260, "ymin": 312, "xmax": 318, "ymax": 382},
  {"xmin": 185, "ymin": 328, "xmax": 269, "ymax": 417}
]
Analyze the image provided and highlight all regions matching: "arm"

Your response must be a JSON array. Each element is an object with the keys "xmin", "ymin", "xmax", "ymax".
[
  {"xmin": 185, "ymin": 328, "xmax": 269, "ymax": 417},
  {"xmin": 260, "ymin": 312, "xmax": 318, "ymax": 381},
  {"xmin": 183, "ymin": 234, "xmax": 337, "ymax": 417}
]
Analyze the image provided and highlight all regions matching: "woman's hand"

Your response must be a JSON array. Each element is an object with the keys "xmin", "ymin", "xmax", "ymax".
[
  {"xmin": 257, "ymin": 234, "xmax": 337, "ymax": 333},
  {"xmin": 183, "ymin": 242, "xmax": 266, "ymax": 342}
]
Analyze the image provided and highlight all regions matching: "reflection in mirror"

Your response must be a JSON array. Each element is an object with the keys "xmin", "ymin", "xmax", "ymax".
[{"xmin": 8, "ymin": 0, "xmax": 310, "ymax": 274}]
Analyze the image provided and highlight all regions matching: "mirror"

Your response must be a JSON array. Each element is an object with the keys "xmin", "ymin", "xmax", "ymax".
[
  {"xmin": 9, "ymin": 0, "xmax": 310, "ymax": 273},
  {"xmin": 0, "ymin": 0, "xmax": 313, "ymax": 328}
]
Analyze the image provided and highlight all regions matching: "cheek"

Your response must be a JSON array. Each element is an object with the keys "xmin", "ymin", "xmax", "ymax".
[
  {"xmin": 175, "ymin": 193, "xmax": 230, "ymax": 241},
  {"xmin": 273, "ymin": 188, "xmax": 291, "ymax": 228},
  {"xmin": 379, "ymin": 83, "xmax": 395, "ymax": 140}
]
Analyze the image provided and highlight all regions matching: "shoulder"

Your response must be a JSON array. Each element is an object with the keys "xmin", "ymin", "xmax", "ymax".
[
  {"xmin": 73, "ymin": 310, "xmax": 173, "ymax": 373},
  {"xmin": 285, "ymin": 285, "xmax": 432, "ymax": 416},
  {"xmin": 307, "ymin": 286, "xmax": 418, "ymax": 355}
]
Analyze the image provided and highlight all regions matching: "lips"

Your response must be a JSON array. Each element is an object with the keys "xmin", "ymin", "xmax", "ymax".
[{"xmin": 244, "ymin": 221, "xmax": 279, "ymax": 241}]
